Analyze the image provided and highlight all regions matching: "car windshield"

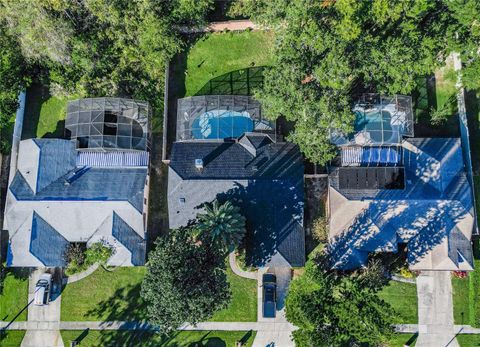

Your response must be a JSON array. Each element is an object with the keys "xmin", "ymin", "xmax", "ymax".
[{"xmin": 36, "ymin": 280, "xmax": 49, "ymax": 287}]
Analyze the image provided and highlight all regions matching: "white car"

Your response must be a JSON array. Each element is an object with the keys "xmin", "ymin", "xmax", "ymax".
[{"xmin": 34, "ymin": 273, "xmax": 52, "ymax": 306}]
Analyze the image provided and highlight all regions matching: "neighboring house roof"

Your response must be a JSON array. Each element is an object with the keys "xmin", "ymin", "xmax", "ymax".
[
  {"xmin": 328, "ymin": 138, "xmax": 474, "ymax": 271},
  {"xmin": 4, "ymin": 138, "xmax": 148, "ymax": 267},
  {"xmin": 168, "ymin": 134, "xmax": 305, "ymax": 267}
]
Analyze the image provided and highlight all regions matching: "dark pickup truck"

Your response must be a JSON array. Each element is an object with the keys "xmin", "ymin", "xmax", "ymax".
[{"xmin": 262, "ymin": 273, "xmax": 277, "ymax": 318}]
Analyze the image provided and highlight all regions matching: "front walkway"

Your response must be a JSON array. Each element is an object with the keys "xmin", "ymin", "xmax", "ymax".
[
  {"xmin": 21, "ymin": 268, "xmax": 63, "ymax": 347},
  {"xmin": 415, "ymin": 271, "xmax": 459, "ymax": 347}
]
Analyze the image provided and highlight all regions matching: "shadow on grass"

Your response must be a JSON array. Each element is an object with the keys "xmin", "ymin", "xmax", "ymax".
[
  {"xmin": 195, "ymin": 66, "xmax": 265, "ymax": 96},
  {"xmin": 21, "ymin": 84, "xmax": 49, "ymax": 140},
  {"xmin": 85, "ymin": 282, "xmax": 148, "ymax": 322},
  {"xmin": 412, "ymin": 75, "xmax": 459, "ymax": 138}
]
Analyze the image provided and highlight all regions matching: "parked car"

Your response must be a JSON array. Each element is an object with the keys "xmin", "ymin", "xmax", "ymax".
[
  {"xmin": 262, "ymin": 273, "xmax": 277, "ymax": 318},
  {"xmin": 34, "ymin": 273, "xmax": 52, "ymax": 306}
]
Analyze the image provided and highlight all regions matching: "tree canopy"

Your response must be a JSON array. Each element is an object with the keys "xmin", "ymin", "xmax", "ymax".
[
  {"xmin": 196, "ymin": 200, "xmax": 246, "ymax": 252},
  {"xmin": 285, "ymin": 255, "xmax": 394, "ymax": 346},
  {"xmin": 0, "ymin": 0, "xmax": 213, "ymax": 116},
  {"xmin": 233, "ymin": 0, "xmax": 480, "ymax": 164},
  {"xmin": 141, "ymin": 227, "xmax": 230, "ymax": 334}
]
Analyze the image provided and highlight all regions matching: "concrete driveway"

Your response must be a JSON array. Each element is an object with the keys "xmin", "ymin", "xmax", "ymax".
[
  {"xmin": 415, "ymin": 271, "xmax": 459, "ymax": 347},
  {"xmin": 21, "ymin": 268, "xmax": 64, "ymax": 347},
  {"xmin": 255, "ymin": 266, "xmax": 294, "ymax": 346}
]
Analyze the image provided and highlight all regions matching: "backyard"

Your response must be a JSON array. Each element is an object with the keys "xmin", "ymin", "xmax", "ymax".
[
  {"xmin": 0, "ymin": 269, "xmax": 29, "ymax": 322},
  {"xmin": 21, "ymin": 83, "xmax": 78, "ymax": 140},
  {"xmin": 60, "ymin": 264, "xmax": 257, "ymax": 323},
  {"xmin": 61, "ymin": 330, "xmax": 256, "ymax": 347}
]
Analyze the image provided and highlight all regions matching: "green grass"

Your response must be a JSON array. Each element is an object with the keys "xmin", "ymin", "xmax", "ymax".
[
  {"xmin": 60, "ymin": 264, "xmax": 256, "ymax": 323},
  {"xmin": 452, "ymin": 259, "xmax": 480, "ymax": 327},
  {"xmin": 184, "ymin": 31, "xmax": 274, "ymax": 97},
  {"xmin": 377, "ymin": 281, "xmax": 418, "ymax": 324},
  {"xmin": 60, "ymin": 267, "xmax": 147, "ymax": 321},
  {"xmin": 457, "ymin": 334, "xmax": 480, "ymax": 346},
  {"xmin": 0, "ymin": 269, "xmax": 29, "ymax": 322},
  {"xmin": 0, "ymin": 330, "xmax": 26, "ymax": 347},
  {"xmin": 210, "ymin": 266, "xmax": 257, "ymax": 322},
  {"xmin": 60, "ymin": 330, "xmax": 256, "ymax": 347},
  {"xmin": 386, "ymin": 334, "xmax": 417, "ymax": 347},
  {"xmin": 453, "ymin": 275, "xmax": 472, "ymax": 325},
  {"xmin": 22, "ymin": 84, "xmax": 79, "ymax": 139}
]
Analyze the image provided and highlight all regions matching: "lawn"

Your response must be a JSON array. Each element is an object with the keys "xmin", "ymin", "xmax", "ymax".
[
  {"xmin": 453, "ymin": 275, "xmax": 472, "ymax": 325},
  {"xmin": 0, "ymin": 330, "xmax": 26, "ymax": 347},
  {"xmin": 0, "ymin": 269, "xmax": 29, "ymax": 322},
  {"xmin": 452, "ymin": 259, "xmax": 480, "ymax": 327},
  {"xmin": 61, "ymin": 264, "xmax": 256, "ymax": 323},
  {"xmin": 457, "ymin": 334, "xmax": 480, "ymax": 346},
  {"xmin": 210, "ymin": 266, "xmax": 257, "ymax": 322},
  {"xmin": 377, "ymin": 281, "xmax": 418, "ymax": 324},
  {"xmin": 22, "ymin": 83, "xmax": 78, "ymax": 140},
  {"xmin": 183, "ymin": 30, "xmax": 274, "ymax": 97},
  {"xmin": 386, "ymin": 334, "xmax": 417, "ymax": 347},
  {"xmin": 61, "ymin": 330, "xmax": 256, "ymax": 347},
  {"xmin": 60, "ymin": 267, "xmax": 147, "ymax": 322}
]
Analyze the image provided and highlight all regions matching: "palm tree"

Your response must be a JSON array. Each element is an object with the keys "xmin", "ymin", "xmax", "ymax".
[{"xmin": 196, "ymin": 200, "xmax": 246, "ymax": 252}]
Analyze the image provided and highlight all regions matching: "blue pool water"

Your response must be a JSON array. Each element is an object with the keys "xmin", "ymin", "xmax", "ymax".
[{"xmin": 191, "ymin": 110, "xmax": 254, "ymax": 139}]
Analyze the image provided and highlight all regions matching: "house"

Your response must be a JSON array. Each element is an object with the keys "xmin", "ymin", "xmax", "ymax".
[
  {"xmin": 328, "ymin": 94, "xmax": 475, "ymax": 271},
  {"xmin": 3, "ymin": 97, "xmax": 150, "ymax": 267},
  {"xmin": 167, "ymin": 95, "xmax": 305, "ymax": 268}
]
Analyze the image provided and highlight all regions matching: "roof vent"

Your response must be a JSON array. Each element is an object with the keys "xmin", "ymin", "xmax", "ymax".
[{"xmin": 195, "ymin": 159, "xmax": 204, "ymax": 170}]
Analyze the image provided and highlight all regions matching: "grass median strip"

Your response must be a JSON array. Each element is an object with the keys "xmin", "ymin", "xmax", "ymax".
[{"xmin": 61, "ymin": 330, "xmax": 256, "ymax": 347}]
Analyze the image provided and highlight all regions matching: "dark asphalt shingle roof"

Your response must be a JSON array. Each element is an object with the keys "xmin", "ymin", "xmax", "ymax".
[
  {"xmin": 168, "ymin": 135, "xmax": 305, "ymax": 267},
  {"xmin": 169, "ymin": 139, "xmax": 303, "ymax": 180}
]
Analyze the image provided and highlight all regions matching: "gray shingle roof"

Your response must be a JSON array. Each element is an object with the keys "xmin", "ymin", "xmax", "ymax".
[{"xmin": 168, "ymin": 135, "xmax": 305, "ymax": 267}]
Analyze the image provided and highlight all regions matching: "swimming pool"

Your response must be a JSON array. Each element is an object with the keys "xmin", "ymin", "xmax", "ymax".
[
  {"xmin": 354, "ymin": 109, "xmax": 399, "ymax": 143},
  {"xmin": 191, "ymin": 110, "xmax": 254, "ymax": 139}
]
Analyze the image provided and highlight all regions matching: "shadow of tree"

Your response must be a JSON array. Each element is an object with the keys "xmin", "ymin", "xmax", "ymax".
[
  {"xmin": 85, "ymin": 282, "xmax": 148, "ymax": 322},
  {"xmin": 413, "ymin": 75, "xmax": 459, "ymax": 137}
]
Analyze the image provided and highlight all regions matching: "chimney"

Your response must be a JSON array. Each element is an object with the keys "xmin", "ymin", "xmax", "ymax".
[{"xmin": 195, "ymin": 158, "xmax": 204, "ymax": 171}]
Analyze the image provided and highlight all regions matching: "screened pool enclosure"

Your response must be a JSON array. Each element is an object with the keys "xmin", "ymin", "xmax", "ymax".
[
  {"xmin": 331, "ymin": 94, "xmax": 414, "ymax": 146},
  {"xmin": 176, "ymin": 95, "xmax": 275, "ymax": 141},
  {"xmin": 65, "ymin": 98, "xmax": 150, "ymax": 151}
]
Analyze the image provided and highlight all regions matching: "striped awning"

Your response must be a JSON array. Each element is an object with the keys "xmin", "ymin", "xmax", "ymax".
[
  {"xmin": 341, "ymin": 146, "xmax": 401, "ymax": 166},
  {"xmin": 76, "ymin": 151, "xmax": 149, "ymax": 167}
]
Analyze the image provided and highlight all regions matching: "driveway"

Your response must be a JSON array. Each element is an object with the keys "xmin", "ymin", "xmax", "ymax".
[
  {"xmin": 415, "ymin": 271, "xmax": 459, "ymax": 347},
  {"xmin": 255, "ymin": 266, "xmax": 294, "ymax": 346},
  {"xmin": 21, "ymin": 268, "xmax": 64, "ymax": 347}
]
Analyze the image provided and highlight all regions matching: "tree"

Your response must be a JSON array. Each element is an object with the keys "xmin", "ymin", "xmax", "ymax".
[
  {"xmin": 0, "ymin": 22, "xmax": 30, "ymax": 153},
  {"xmin": 0, "ymin": 0, "xmax": 213, "ymax": 115},
  {"xmin": 196, "ymin": 200, "xmax": 246, "ymax": 252},
  {"xmin": 233, "ymin": 0, "xmax": 477, "ymax": 164},
  {"xmin": 445, "ymin": 0, "xmax": 480, "ymax": 90},
  {"xmin": 141, "ymin": 227, "xmax": 230, "ymax": 333},
  {"xmin": 285, "ymin": 256, "xmax": 394, "ymax": 346}
]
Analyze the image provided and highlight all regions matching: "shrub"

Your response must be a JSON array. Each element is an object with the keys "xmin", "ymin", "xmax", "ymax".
[
  {"xmin": 65, "ymin": 240, "xmax": 114, "ymax": 276},
  {"xmin": 398, "ymin": 267, "xmax": 415, "ymax": 279},
  {"xmin": 312, "ymin": 217, "xmax": 328, "ymax": 243},
  {"xmin": 85, "ymin": 240, "xmax": 114, "ymax": 266}
]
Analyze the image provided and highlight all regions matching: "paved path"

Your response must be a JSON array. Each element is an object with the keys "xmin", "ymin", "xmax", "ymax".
[
  {"xmin": 63, "ymin": 263, "xmax": 99, "ymax": 284},
  {"xmin": 396, "ymin": 324, "xmax": 480, "ymax": 334},
  {"xmin": 180, "ymin": 19, "xmax": 257, "ymax": 33},
  {"xmin": 229, "ymin": 252, "xmax": 257, "ymax": 279},
  {"xmin": 21, "ymin": 268, "xmax": 64, "ymax": 347},
  {"xmin": 415, "ymin": 271, "xmax": 459, "ymax": 347}
]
